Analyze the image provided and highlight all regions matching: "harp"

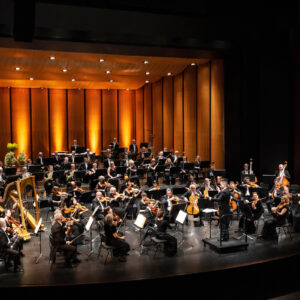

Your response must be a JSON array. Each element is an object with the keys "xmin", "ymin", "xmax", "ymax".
[{"xmin": 0, "ymin": 176, "xmax": 44, "ymax": 240}]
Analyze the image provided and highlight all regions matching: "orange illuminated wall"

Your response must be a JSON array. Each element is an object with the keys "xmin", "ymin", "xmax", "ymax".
[
  {"xmin": 119, "ymin": 90, "xmax": 135, "ymax": 148},
  {"xmin": 11, "ymin": 88, "xmax": 31, "ymax": 157},
  {"xmin": 85, "ymin": 89, "xmax": 101, "ymax": 154},
  {"xmin": 152, "ymin": 79, "xmax": 163, "ymax": 154},
  {"xmin": 163, "ymin": 77, "xmax": 174, "ymax": 151},
  {"xmin": 0, "ymin": 88, "xmax": 11, "ymax": 161},
  {"xmin": 135, "ymin": 87, "xmax": 144, "ymax": 148},
  {"xmin": 143, "ymin": 84, "xmax": 152, "ymax": 144},
  {"xmin": 49, "ymin": 89, "xmax": 67, "ymax": 153}
]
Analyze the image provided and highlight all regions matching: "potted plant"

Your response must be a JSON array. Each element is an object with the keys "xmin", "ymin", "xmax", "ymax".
[
  {"xmin": 17, "ymin": 151, "xmax": 26, "ymax": 166},
  {"xmin": 4, "ymin": 143, "xmax": 18, "ymax": 167}
]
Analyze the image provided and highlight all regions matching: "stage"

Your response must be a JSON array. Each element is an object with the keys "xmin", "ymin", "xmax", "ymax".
[{"xmin": 1, "ymin": 207, "xmax": 300, "ymax": 296}]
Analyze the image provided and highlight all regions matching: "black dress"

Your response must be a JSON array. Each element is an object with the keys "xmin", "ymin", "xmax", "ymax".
[
  {"xmin": 156, "ymin": 219, "xmax": 177, "ymax": 257},
  {"xmin": 104, "ymin": 223, "xmax": 130, "ymax": 257}
]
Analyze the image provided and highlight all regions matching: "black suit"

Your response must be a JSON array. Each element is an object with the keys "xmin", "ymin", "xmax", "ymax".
[
  {"xmin": 144, "ymin": 207, "xmax": 156, "ymax": 227},
  {"xmin": 212, "ymin": 188, "xmax": 231, "ymax": 240},
  {"xmin": 70, "ymin": 144, "xmax": 79, "ymax": 152},
  {"xmin": 36, "ymin": 156, "xmax": 44, "ymax": 165},
  {"xmin": 275, "ymin": 169, "xmax": 291, "ymax": 180},
  {"xmin": 129, "ymin": 144, "xmax": 138, "ymax": 157},
  {"xmin": 51, "ymin": 221, "xmax": 76, "ymax": 264},
  {"xmin": 0, "ymin": 228, "xmax": 20, "ymax": 269},
  {"xmin": 80, "ymin": 162, "xmax": 91, "ymax": 172},
  {"xmin": 91, "ymin": 197, "xmax": 105, "ymax": 221}
]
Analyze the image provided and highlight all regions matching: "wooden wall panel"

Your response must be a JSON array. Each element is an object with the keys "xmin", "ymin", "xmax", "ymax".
[
  {"xmin": 49, "ymin": 89, "xmax": 67, "ymax": 153},
  {"xmin": 31, "ymin": 88, "xmax": 49, "ymax": 158},
  {"xmin": 197, "ymin": 63, "xmax": 211, "ymax": 161},
  {"xmin": 67, "ymin": 89, "xmax": 85, "ymax": 150},
  {"xmin": 211, "ymin": 60, "xmax": 225, "ymax": 169},
  {"xmin": 143, "ymin": 84, "xmax": 152, "ymax": 144},
  {"xmin": 183, "ymin": 67, "xmax": 197, "ymax": 161},
  {"xmin": 85, "ymin": 89, "xmax": 101, "ymax": 154},
  {"xmin": 152, "ymin": 80, "xmax": 163, "ymax": 154},
  {"xmin": 11, "ymin": 88, "xmax": 31, "ymax": 158},
  {"xmin": 119, "ymin": 90, "xmax": 135, "ymax": 149},
  {"xmin": 163, "ymin": 77, "xmax": 174, "ymax": 151},
  {"xmin": 0, "ymin": 88, "xmax": 11, "ymax": 162},
  {"xmin": 173, "ymin": 74, "xmax": 183, "ymax": 154},
  {"xmin": 102, "ymin": 89, "xmax": 118, "ymax": 149},
  {"xmin": 135, "ymin": 87, "xmax": 144, "ymax": 149}
]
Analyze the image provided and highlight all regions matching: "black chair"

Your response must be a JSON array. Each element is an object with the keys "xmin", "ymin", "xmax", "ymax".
[
  {"xmin": 97, "ymin": 233, "xmax": 115, "ymax": 264},
  {"xmin": 151, "ymin": 237, "xmax": 167, "ymax": 258},
  {"xmin": 49, "ymin": 234, "xmax": 63, "ymax": 269},
  {"xmin": 290, "ymin": 184, "xmax": 299, "ymax": 193}
]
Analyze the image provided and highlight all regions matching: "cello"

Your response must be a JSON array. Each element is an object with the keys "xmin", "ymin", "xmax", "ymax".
[{"xmin": 187, "ymin": 193, "xmax": 200, "ymax": 215}]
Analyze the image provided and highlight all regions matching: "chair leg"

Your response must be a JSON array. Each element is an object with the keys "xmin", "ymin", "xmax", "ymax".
[{"xmin": 97, "ymin": 245, "xmax": 102, "ymax": 258}]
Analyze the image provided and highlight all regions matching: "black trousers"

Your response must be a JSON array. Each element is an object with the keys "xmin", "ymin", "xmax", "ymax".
[
  {"xmin": 57, "ymin": 244, "xmax": 76, "ymax": 263},
  {"xmin": 108, "ymin": 238, "xmax": 130, "ymax": 257},
  {"xmin": 4, "ymin": 248, "xmax": 20, "ymax": 268},
  {"xmin": 220, "ymin": 214, "xmax": 230, "ymax": 240}
]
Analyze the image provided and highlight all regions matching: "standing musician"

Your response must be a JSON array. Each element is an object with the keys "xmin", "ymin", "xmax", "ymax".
[
  {"xmin": 147, "ymin": 158, "xmax": 157, "ymax": 187},
  {"xmin": 122, "ymin": 153, "xmax": 130, "ymax": 168},
  {"xmin": 50, "ymin": 211, "xmax": 80, "ymax": 268},
  {"xmin": 179, "ymin": 155, "xmax": 189, "ymax": 183},
  {"xmin": 0, "ymin": 218, "xmax": 22, "ymax": 272},
  {"xmin": 261, "ymin": 195, "xmax": 289, "ymax": 240},
  {"xmin": 275, "ymin": 163, "xmax": 291, "ymax": 187},
  {"xmin": 194, "ymin": 155, "xmax": 202, "ymax": 179},
  {"xmin": 129, "ymin": 139, "xmax": 138, "ymax": 159},
  {"xmin": 164, "ymin": 158, "xmax": 174, "ymax": 185},
  {"xmin": 209, "ymin": 181, "xmax": 231, "ymax": 241},
  {"xmin": 107, "ymin": 161, "xmax": 120, "ymax": 188},
  {"xmin": 172, "ymin": 150, "xmax": 181, "ymax": 166},
  {"xmin": 104, "ymin": 214, "xmax": 130, "ymax": 262},
  {"xmin": 228, "ymin": 181, "xmax": 241, "ymax": 213},
  {"xmin": 70, "ymin": 139, "xmax": 79, "ymax": 152}
]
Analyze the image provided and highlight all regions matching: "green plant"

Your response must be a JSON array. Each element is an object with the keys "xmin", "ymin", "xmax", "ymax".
[
  {"xmin": 17, "ymin": 151, "xmax": 26, "ymax": 165},
  {"xmin": 4, "ymin": 151, "xmax": 17, "ymax": 167},
  {"xmin": 7, "ymin": 143, "xmax": 18, "ymax": 151}
]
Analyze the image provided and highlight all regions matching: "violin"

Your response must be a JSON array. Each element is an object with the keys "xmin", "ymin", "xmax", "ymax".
[
  {"xmin": 8, "ymin": 216, "xmax": 21, "ymax": 227},
  {"xmin": 113, "ymin": 212, "xmax": 121, "ymax": 225}
]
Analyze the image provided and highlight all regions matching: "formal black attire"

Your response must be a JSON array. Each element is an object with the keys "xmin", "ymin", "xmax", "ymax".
[
  {"xmin": 104, "ymin": 223, "xmax": 130, "ymax": 257},
  {"xmin": 108, "ymin": 167, "xmax": 119, "ymax": 188},
  {"xmin": 155, "ymin": 219, "xmax": 177, "ymax": 256},
  {"xmin": 275, "ymin": 169, "xmax": 291, "ymax": 180},
  {"xmin": 104, "ymin": 158, "xmax": 113, "ymax": 169},
  {"xmin": 129, "ymin": 143, "xmax": 138, "ymax": 159},
  {"xmin": 35, "ymin": 156, "xmax": 44, "ymax": 166}
]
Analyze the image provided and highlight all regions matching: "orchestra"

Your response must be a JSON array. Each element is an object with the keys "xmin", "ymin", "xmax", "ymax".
[{"xmin": 0, "ymin": 139, "xmax": 298, "ymax": 272}]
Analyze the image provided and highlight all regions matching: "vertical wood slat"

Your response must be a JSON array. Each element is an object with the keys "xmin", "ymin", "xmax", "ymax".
[
  {"xmin": 102, "ymin": 89, "xmax": 118, "ymax": 149},
  {"xmin": 173, "ymin": 74, "xmax": 184, "ymax": 154},
  {"xmin": 135, "ymin": 87, "xmax": 144, "ymax": 150},
  {"xmin": 163, "ymin": 77, "xmax": 174, "ymax": 151},
  {"xmin": 85, "ymin": 89, "xmax": 101, "ymax": 154},
  {"xmin": 143, "ymin": 84, "xmax": 152, "ymax": 144},
  {"xmin": 31, "ymin": 88, "xmax": 49, "ymax": 159},
  {"xmin": 0, "ymin": 88, "xmax": 11, "ymax": 161},
  {"xmin": 11, "ymin": 88, "xmax": 31, "ymax": 158},
  {"xmin": 152, "ymin": 80, "xmax": 163, "ymax": 154},
  {"xmin": 211, "ymin": 60, "xmax": 225, "ymax": 169}
]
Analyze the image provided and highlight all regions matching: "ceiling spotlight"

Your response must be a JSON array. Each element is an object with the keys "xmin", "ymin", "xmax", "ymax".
[
  {"xmin": 78, "ymin": 88, "xmax": 81, "ymax": 91},
  {"xmin": 105, "ymin": 70, "xmax": 110, "ymax": 74},
  {"xmin": 50, "ymin": 56, "xmax": 56, "ymax": 60},
  {"xmin": 126, "ymin": 88, "xmax": 130, "ymax": 91},
  {"xmin": 145, "ymin": 80, "xmax": 149, "ymax": 84},
  {"xmin": 167, "ymin": 72, "xmax": 172, "ymax": 76},
  {"xmin": 29, "ymin": 77, "xmax": 34, "ymax": 80},
  {"xmin": 146, "ymin": 72, "xmax": 150, "ymax": 75},
  {"xmin": 40, "ymin": 87, "xmax": 44, "ymax": 90},
  {"xmin": 107, "ymin": 88, "xmax": 111, "ymax": 91},
  {"xmin": 144, "ymin": 60, "xmax": 149, "ymax": 64},
  {"xmin": 99, "ymin": 59, "xmax": 104, "ymax": 62},
  {"xmin": 109, "ymin": 79, "xmax": 114, "ymax": 82},
  {"xmin": 191, "ymin": 63, "xmax": 196, "ymax": 66},
  {"xmin": 62, "ymin": 68, "xmax": 67, "ymax": 72},
  {"xmin": 71, "ymin": 78, "xmax": 76, "ymax": 82},
  {"xmin": 15, "ymin": 67, "xmax": 20, "ymax": 71},
  {"xmin": 8, "ymin": 86, "xmax": 11, "ymax": 89}
]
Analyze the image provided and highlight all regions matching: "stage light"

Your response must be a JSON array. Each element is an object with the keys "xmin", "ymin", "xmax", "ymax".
[
  {"xmin": 106, "ymin": 70, "xmax": 110, "ymax": 74},
  {"xmin": 191, "ymin": 63, "xmax": 196, "ymax": 66},
  {"xmin": 50, "ymin": 56, "xmax": 56, "ymax": 60},
  {"xmin": 126, "ymin": 88, "xmax": 130, "ymax": 91},
  {"xmin": 145, "ymin": 80, "xmax": 149, "ymax": 83},
  {"xmin": 167, "ymin": 72, "xmax": 172, "ymax": 76},
  {"xmin": 144, "ymin": 60, "xmax": 149, "ymax": 64},
  {"xmin": 29, "ymin": 77, "xmax": 34, "ymax": 80},
  {"xmin": 146, "ymin": 72, "xmax": 150, "ymax": 75},
  {"xmin": 99, "ymin": 59, "xmax": 104, "ymax": 62},
  {"xmin": 71, "ymin": 78, "xmax": 76, "ymax": 81},
  {"xmin": 15, "ymin": 67, "xmax": 20, "ymax": 71},
  {"xmin": 62, "ymin": 68, "xmax": 67, "ymax": 72},
  {"xmin": 109, "ymin": 79, "xmax": 114, "ymax": 82}
]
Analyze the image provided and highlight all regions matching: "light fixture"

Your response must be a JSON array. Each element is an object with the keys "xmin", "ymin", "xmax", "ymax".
[
  {"xmin": 105, "ymin": 70, "xmax": 110, "ymax": 74},
  {"xmin": 8, "ymin": 86, "xmax": 11, "ymax": 89},
  {"xmin": 71, "ymin": 78, "xmax": 76, "ymax": 82},
  {"xmin": 62, "ymin": 68, "xmax": 67, "ymax": 72},
  {"xmin": 99, "ymin": 59, "xmax": 104, "ymax": 62},
  {"xmin": 15, "ymin": 67, "xmax": 20, "ymax": 71},
  {"xmin": 145, "ymin": 80, "xmax": 149, "ymax": 83},
  {"xmin": 40, "ymin": 87, "xmax": 44, "ymax": 90},
  {"xmin": 107, "ymin": 88, "xmax": 111, "ymax": 91},
  {"xmin": 191, "ymin": 63, "xmax": 196, "ymax": 66},
  {"xmin": 126, "ymin": 88, "xmax": 130, "ymax": 91},
  {"xmin": 78, "ymin": 88, "xmax": 81, "ymax": 91},
  {"xmin": 109, "ymin": 79, "xmax": 114, "ymax": 82},
  {"xmin": 144, "ymin": 60, "xmax": 149, "ymax": 64},
  {"xmin": 50, "ymin": 56, "xmax": 56, "ymax": 60},
  {"xmin": 146, "ymin": 72, "xmax": 150, "ymax": 75},
  {"xmin": 167, "ymin": 72, "xmax": 172, "ymax": 76},
  {"xmin": 29, "ymin": 77, "xmax": 34, "ymax": 80}
]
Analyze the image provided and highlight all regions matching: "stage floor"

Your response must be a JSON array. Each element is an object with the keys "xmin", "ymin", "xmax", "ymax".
[{"xmin": 1, "ymin": 208, "xmax": 300, "ymax": 289}]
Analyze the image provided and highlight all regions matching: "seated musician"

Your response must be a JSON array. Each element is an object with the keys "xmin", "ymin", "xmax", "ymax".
[
  {"xmin": 80, "ymin": 157, "xmax": 91, "ymax": 173},
  {"xmin": 184, "ymin": 184, "xmax": 203, "ymax": 226},
  {"xmin": 124, "ymin": 182, "xmax": 140, "ymax": 217},
  {"xmin": 44, "ymin": 164, "xmax": 54, "ymax": 182},
  {"xmin": 104, "ymin": 214, "xmax": 130, "ymax": 262},
  {"xmin": 261, "ymin": 195, "xmax": 289, "ymax": 240},
  {"xmin": 200, "ymin": 178, "xmax": 215, "ymax": 198},
  {"xmin": 88, "ymin": 162, "xmax": 98, "ymax": 184},
  {"xmin": 0, "ymin": 218, "xmax": 22, "ymax": 272},
  {"xmin": 162, "ymin": 189, "xmax": 178, "ymax": 216},
  {"xmin": 4, "ymin": 209, "xmax": 24, "ymax": 256},
  {"xmin": 104, "ymin": 152, "xmax": 113, "ymax": 168},
  {"xmin": 147, "ymin": 158, "xmax": 157, "ymax": 187},
  {"xmin": 85, "ymin": 148, "xmax": 93, "ymax": 162},
  {"xmin": 239, "ymin": 191, "xmax": 264, "ymax": 233},
  {"xmin": 155, "ymin": 210, "xmax": 177, "ymax": 257},
  {"xmin": 275, "ymin": 163, "xmax": 291, "ymax": 186},
  {"xmin": 149, "ymin": 180, "xmax": 160, "ymax": 191},
  {"xmin": 69, "ymin": 198, "xmax": 87, "ymax": 236},
  {"xmin": 53, "ymin": 151, "xmax": 62, "ymax": 168},
  {"xmin": 228, "ymin": 181, "xmax": 241, "ymax": 212},
  {"xmin": 126, "ymin": 160, "xmax": 139, "ymax": 187},
  {"xmin": 144, "ymin": 200, "xmax": 156, "ymax": 227},
  {"xmin": 69, "ymin": 150, "xmax": 76, "ymax": 164},
  {"xmin": 48, "ymin": 186, "xmax": 62, "ymax": 210},
  {"xmin": 207, "ymin": 162, "xmax": 215, "ymax": 179},
  {"xmin": 21, "ymin": 166, "xmax": 31, "ymax": 179},
  {"xmin": 67, "ymin": 181, "xmax": 82, "ymax": 201},
  {"xmin": 179, "ymin": 155, "xmax": 189, "ymax": 183},
  {"xmin": 95, "ymin": 176, "xmax": 110, "ymax": 195},
  {"xmin": 122, "ymin": 152, "xmax": 130, "ymax": 168},
  {"xmin": 164, "ymin": 158, "xmax": 174, "ymax": 185},
  {"xmin": 70, "ymin": 139, "xmax": 79, "ymax": 152},
  {"xmin": 50, "ymin": 211, "xmax": 80, "ymax": 267},
  {"xmin": 35, "ymin": 151, "xmax": 45, "ymax": 168},
  {"xmin": 194, "ymin": 155, "xmax": 202, "ymax": 179},
  {"xmin": 0, "ymin": 167, "xmax": 6, "ymax": 197},
  {"xmin": 266, "ymin": 178, "xmax": 282, "ymax": 212},
  {"xmin": 185, "ymin": 174, "xmax": 198, "ymax": 189},
  {"xmin": 91, "ymin": 192, "xmax": 106, "ymax": 229},
  {"xmin": 139, "ymin": 192, "xmax": 149, "ymax": 211},
  {"xmin": 241, "ymin": 163, "xmax": 253, "ymax": 176},
  {"xmin": 61, "ymin": 156, "xmax": 71, "ymax": 170},
  {"xmin": 107, "ymin": 161, "xmax": 120, "ymax": 188},
  {"xmin": 157, "ymin": 151, "xmax": 165, "ymax": 162},
  {"xmin": 241, "ymin": 176, "xmax": 258, "ymax": 198},
  {"xmin": 65, "ymin": 163, "xmax": 76, "ymax": 182},
  {"xmin": 129, "ymin": 139, "xmax": 138, "ymax": 159},
  {"xmin": 172, "ymin": 150, "xmax": 181, "ymax": 166},
  {"xmin": 107, "ymin": 186, "xmax": 121, "ymax": 208}
]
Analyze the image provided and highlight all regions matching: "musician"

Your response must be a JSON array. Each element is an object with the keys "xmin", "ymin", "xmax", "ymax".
[
  {"xmin": 61, "ymin": 156, "xmax": 71, "ymax": 170},
  {"xmin": 126, "ymin": 160, "xmax": 139, "ymax": 186},
  {"xmin": 147, "ymin": 158, "xmax": 157, "ymax": 187},
  {"xmin": 155, "ymin": 210, "xmax": 177, "ymax": 257},
  {"xmin": 129, "ymin": 139, "xmax": 138, "ymax": 159},
  {"xmin": 149, "ymin": 180, "xmax": 160, "ymax": 191},
  {"xmin": 69, "ymin": 151, "xmax": 76, "ymax": 164},
  {"xmin": 266, "ymin": 178, "xmax": 282, "ymax": 212},
  {"xmin": 185, "ymin": 174, "xmax": 198, "ymax": 189},
  {"xmin": 50, "ymin": 211, "xmax": 79, "ymax": 267},
  {"xmin": 107, "ymin": 161, "xmax": 120, "ymax": 188},
  {"xmin": 275, "ymin": 163, "xmax": 291, "ymax": 186},
  {"xmin": 144, "ymin": 201, "xmax": 156, "ymax": 227},
  {"xmin": 157, "ymin": 151, "xmax": 165, "ymax": 163},
  {"xmin": 0, "ymin": 218, "xmax": 22, "ymax": 272},
  {"xmin": 52, "ymin": 151, "xmax": 62, "ymax": 168},
  {"xmin": 200, "ymin": 178, "xmax": 215, "ymax": 197},
  {"xmin": 139, "ymin": 192, "xmax": 149, "ymax": 211},
  {"xmin": 80, "ymin": 157, "xmax": 91, "ymax": 172},
  {"xmin": 25, "ymin": 158, "xmax": 33, "ymax": 170},
  {"xmin": 4, "ymin": 209, "xmax": 24, "ymax": 256},
  {"xmin": 107, "ymin": 186, "xmax": 121, "ymax": 208},
  {"xmin": 184, "ymin": 184, "xmax": 202, "ymax": 226},
  {"xmin": 207, "ymin": 162, "xmax": 215, "ymax": 180},
  {"xmin": 241, "ymin": 163, "xmax": 253, "ymax": 176},
  {"xmin": 210, "ymin": 181, "xmax": 231, "ymax": 241},
  {"xmin": 84, "ymin": 148, "xmax": 93, "ymax": 162},
  {"xmin": 66, "ymin": 181, "xmax": 82, "ymax": 204},
  {"xmin": 164, "ymin": 158, "xmax": 174, "ymax": 185},
  {"xmin": 261, "ymin": 195, "xmax": 289, "ymax": 240},
  {"xmin": 104, "ymin": 152, "xmax": 113, "ymax": 169},
  {"xmin": 179, "ymin": 156, "xmax": 189, "ymax": 183},
  {"xmin": 172, "ymin": 150, "xmax": 181, "ymax": 166},
  {"xmin": 44, "ymin": 164, "xmax": 54, "ymax": 181},
  {"xmin": 21, "ymin": 166, "xmax": 31, "ymax": 179},
  {"xmin": 239, "ymin": 192, "xmax": 264, "ymax": 233},
  {"xmin": 104, "ymin": 214, "xmax": 130, "ymax": 262},
  {"xmin": 35, "ymin": 151, "xmax": 45, "ymax": 166},
  {"xmin": 0, "ymin": 167, "xmax": 6, "ymax": 196},
  {"xmin": 65, "ymin": 163, "xmax": 76, "ymax": 182},
  {"xmin": 241, "ymin": 176, "xmax": 258, "ymax": 198},
  {"xmin": 91, "ymin": 192, "xmax": 105, "ymax": 225},
  {"xmin": 121, "ymin": 153, "xmax": 130, "ymax": 168},
  {"xmin": 70, "ymin": 139, "xmax": 79, "ymax": 152},
  {"xmin": 194, "ymin": 155, "xmax": 202, "ymax": 179}
]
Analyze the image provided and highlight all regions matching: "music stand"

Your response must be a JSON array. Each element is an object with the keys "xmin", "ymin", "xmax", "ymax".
[
  {"xmin": 202, "ymin": 208, "xmax": 218, "ymax": 239},
  {"xmin": 44, "ymin": 157, "xmax": 55, "ymax": 166},
  {"xmin": 76, "ymin": 146, "xmax": 86, "ymax": 154},
  {"xmin": 175, "ymin": 210, "xmax": 193, "ymax": 249},
  {"xmin": 261, "ymin": 174, "xmax": 276, "ymax": 186},
  {"xmin": 75, "ymin": 155, "xmax": 84, "ymax": 164},
  {"xmin": 35, "ymin": 218, "xmax": 48, "ymax": 264},
  {"xmin": 86, "ymin": 215, "xmax": 96, "ymax": 259},
  {"xmin": 140, "ymin": 143, "xmax": 148, "ymax": 149},
  {"xmin": 133, "ymin": 214, "xmax": 147, "ymax": 254},
  {"xmin": 200, "ymin": 161, "xmax": 211, "ymax": 169},
  {"xmin": 241, "ymin": 174, "xmax": 256, "ymax": 183},
  {"xmin": 4, "ymin": 167, "xmax": 17, "ymax": 176}
]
